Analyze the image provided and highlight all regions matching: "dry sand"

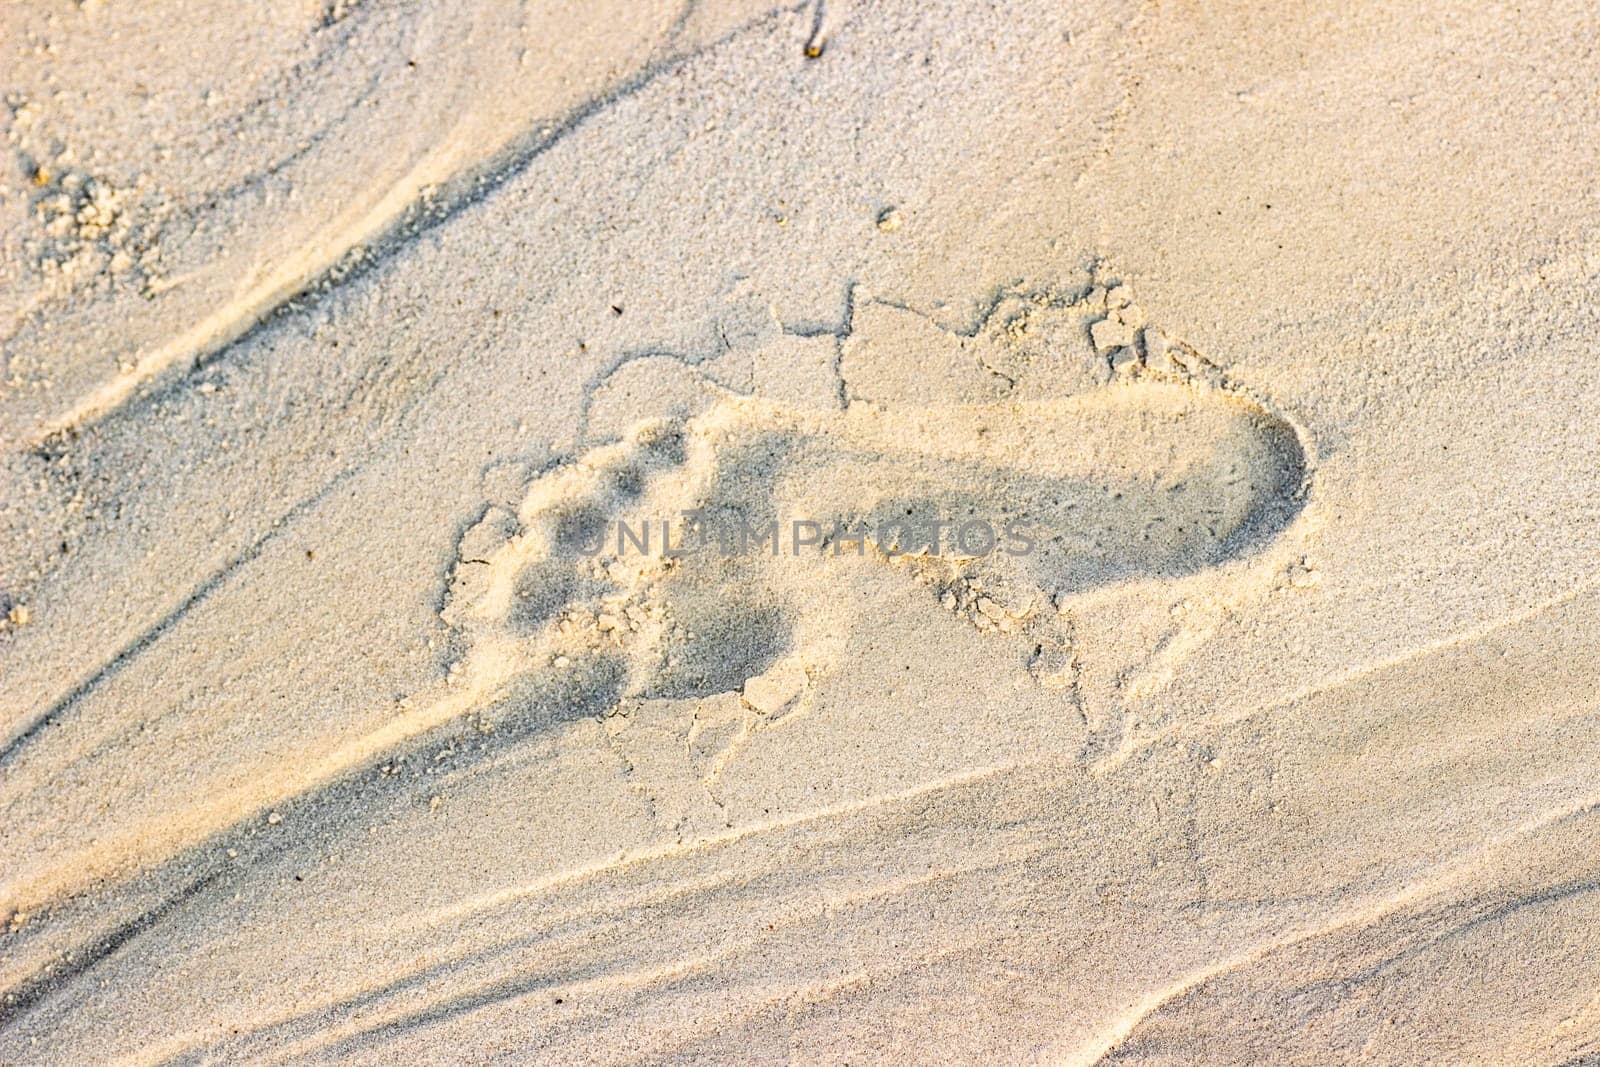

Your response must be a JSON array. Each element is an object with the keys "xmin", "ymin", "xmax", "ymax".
[{"xmin": 2, "ymin": 1, "xmax": 1599, "ymax": 1063}]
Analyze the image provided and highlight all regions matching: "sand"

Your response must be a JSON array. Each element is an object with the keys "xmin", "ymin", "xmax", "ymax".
[{"xmin": 2, "ymin": 1, "xmax": 1599, "ymax": 1063}]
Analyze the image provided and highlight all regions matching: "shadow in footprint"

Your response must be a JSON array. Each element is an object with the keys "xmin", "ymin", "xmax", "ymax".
[{"xmin": 643, "ymin": 598, "xmax": 791, "ymax": 700}]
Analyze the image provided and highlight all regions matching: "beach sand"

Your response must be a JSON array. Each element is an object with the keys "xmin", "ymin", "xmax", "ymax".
[{"xmin": 2, "ymin": 1, "xmax": 1599, "ymax": 1062}]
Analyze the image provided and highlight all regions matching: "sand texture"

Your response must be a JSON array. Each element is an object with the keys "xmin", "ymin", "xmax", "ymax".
[{"xmin": 3, "ymin": 1, "xmax": 1600, "ymax": 1063}]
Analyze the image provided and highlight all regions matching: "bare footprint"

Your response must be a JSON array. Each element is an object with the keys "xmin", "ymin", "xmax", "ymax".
[{"xmin": 439, "ymin": 282, "xmax": 1313, "ymax": 796}]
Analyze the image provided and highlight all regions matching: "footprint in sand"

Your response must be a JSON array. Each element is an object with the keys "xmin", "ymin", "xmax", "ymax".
[{"xmin": 437, "ymin": 281, "xmax": 1315, "ymax": 787}]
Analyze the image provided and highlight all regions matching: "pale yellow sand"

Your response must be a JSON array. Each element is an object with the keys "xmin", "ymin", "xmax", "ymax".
[{"xmin": 2, "ymin": 1, "xmax": 1599, "ymax": 1063}]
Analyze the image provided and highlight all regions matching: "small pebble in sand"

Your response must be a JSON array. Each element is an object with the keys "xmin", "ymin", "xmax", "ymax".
[
  {"xmin": 267, "ymin": 811, "xmax": 282, "ymax": 825},
  {"xmin": 8, "ymin": 604, "xmax": 30, "ymax": 627},
  {"xmin": 876, "ymin": 207, "xmax": 903, "ymax": 232}
]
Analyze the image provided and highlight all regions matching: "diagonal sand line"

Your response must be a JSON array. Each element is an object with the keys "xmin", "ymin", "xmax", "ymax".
[
  {"xmin": 30, "ymin": 2, "xmax": 807, "ymax": 445},
  {"xmin": 1096, "ymin": 572, "xmax": 1600, "ymax": 774},
  {"xmin": 0, "ymin": 464, "xmax": 366, "ymax": 764},
  {"xmin": 0, "ymin": 730, "xmax": 1014, "ymax": 1030},
  {"xmin": 392, "ymin": 762, "xmax": 1015, "ymax": 933},
  {"xmin": 0, "ymin": 594, "xmax": 1005, "ymax": 927},
  {"xmin": 0, "ymin": 667, "xmax": 492, "ymax": 924},
  {"xmin": 1065, "ymin": 791, "xmax": 1600, "ymax": 1066},
  {"xmin": 135, "ymin": 852, "xmax": 1005, "ymax": 1064}
]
